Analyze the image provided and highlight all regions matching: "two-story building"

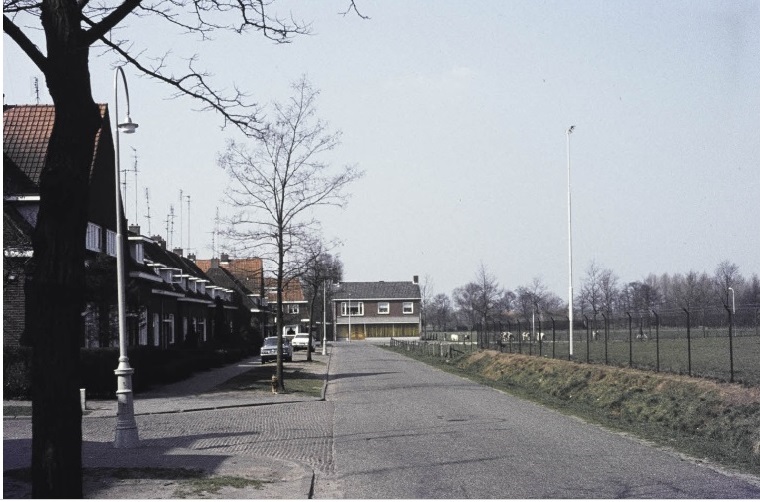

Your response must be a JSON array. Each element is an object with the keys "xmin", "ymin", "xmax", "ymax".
[
  {"xmin": 3, "ymin": 103, "xmax": 242, "ymax": 351},
  {"xmin": 332, "ymin": 277, "xmax": 422, "ymax": 339}
]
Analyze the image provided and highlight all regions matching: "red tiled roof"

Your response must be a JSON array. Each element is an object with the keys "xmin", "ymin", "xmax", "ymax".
[
  {"xmin": 195, "ymin": 257, "xmax": 264, "ymax": 294},
  {"xmin": 3, "ymin": 104, "xmax": 109, "ymax": 189},
  {"xmin": 265, "ymin": 277, "xmax": 306, "ymax": 303}
]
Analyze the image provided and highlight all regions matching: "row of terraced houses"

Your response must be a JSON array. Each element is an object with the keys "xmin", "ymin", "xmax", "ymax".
[{"xmin": 3, "ymin": 103, "xmax": 422, "ymax": 354}]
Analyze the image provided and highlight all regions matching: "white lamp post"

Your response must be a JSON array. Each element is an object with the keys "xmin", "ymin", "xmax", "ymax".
[
  {"xmin": 322, "ymin": 280, "xmax": 327, "ymax": 355},
  {"xmin": 113, "ymin": 65, "xmax": 139, "ymax": 448},
  {"xmin": 566, "ymin": 125, "xmax": 575, "ymax": 358},
  {"xmin": 347, "ymin": 291, "xmax": 352, "ymax": 342}
]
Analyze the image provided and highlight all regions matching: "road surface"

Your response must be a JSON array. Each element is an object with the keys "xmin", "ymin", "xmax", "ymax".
[{"xmin": 315, "ymin": 342, "xmax": 760, "ymax": 499}]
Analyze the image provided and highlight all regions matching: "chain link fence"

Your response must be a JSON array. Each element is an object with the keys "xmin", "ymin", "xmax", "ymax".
[{"xmin": 416, "ymin": 306, "xmax": 760, "ymax": 386}]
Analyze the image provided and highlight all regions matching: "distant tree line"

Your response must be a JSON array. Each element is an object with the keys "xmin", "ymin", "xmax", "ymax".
[{"xmin": 423, "ymin": 260, "xmax": 759, "ymax": 331}]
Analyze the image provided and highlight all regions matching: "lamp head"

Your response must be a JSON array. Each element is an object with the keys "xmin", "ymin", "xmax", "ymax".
[
  {"xmin": 567, "ymin": 125, "xmax": 575, "ymax": 134},
  {"xmin": 118, "ymin": 115, "xmax": 139, "ymax": 134}
]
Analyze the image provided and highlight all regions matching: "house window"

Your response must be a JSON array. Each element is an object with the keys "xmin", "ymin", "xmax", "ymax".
[
  {"xmin": 164, "ymin": 313, "xmax": 175, "ymax": 344},
  {"xmin": 138, "ymin": 310, "xmax": 148, "ymax": 346},
  {"xmin": 288, "ymin": 304, "xmax": 299, "ymax": 314},
  {"xmin": 378, "ymin": 302, "xmax": 390, "ymax": 314},
  {"xmin": 130, "ymin": 241, "xmax": 144, "ymax": 263},
  {"xmin": 86, "ymin": 223, "xmax": 102, "ymax": 252},
  {"xmin": 197, "ymin": 317, "xmax": 206, "ymax": 342},
  {"xmin": 153, "ymin": 313, "xmax": 160, "ymax": 347},
  {"xmin": 106, "ymin": 230, "xmax": 117, "ymax": 257},
  {"xmin": 341, "ymin": 302, "xmax": 364, "ymax": 316},
  {"xmin": 403, "ymin": 302, "xmax": 414, "ymax": 314}
]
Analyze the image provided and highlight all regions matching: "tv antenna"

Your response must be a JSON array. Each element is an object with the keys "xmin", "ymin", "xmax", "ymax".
[{"xmin": 144, "ymin": 188, "xmax": 152, "ymax": 235}]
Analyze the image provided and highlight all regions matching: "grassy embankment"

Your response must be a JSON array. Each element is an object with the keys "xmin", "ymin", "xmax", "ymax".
[{"xmin": 386, "ymin": 345, "xmax": 760, "ymax": 476}]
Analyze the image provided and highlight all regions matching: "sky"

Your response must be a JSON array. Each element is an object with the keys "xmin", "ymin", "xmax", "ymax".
[{"xmin": 4, "ymin": 0, "xmax": 760, "ymax": 300}]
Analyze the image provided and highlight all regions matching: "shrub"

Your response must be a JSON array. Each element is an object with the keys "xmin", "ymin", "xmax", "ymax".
[{"xmin": 3, "ymin": 346, "xmax": 32, "ymax": 399}]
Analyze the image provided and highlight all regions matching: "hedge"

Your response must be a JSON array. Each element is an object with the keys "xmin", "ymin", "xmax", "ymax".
[{"xmin": 3, "ymin": 345, "xmax": 250, "ymax": 400}]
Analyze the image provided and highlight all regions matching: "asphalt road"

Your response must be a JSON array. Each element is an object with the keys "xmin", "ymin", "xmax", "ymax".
[{"xmin": 316, "ymin": 342, "xmax": 760, "ymax": 499}]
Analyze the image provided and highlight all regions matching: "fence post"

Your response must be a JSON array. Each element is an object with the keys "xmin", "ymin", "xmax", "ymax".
[
  {"xmin": 626, "ymin": 312, "xmax": 633, "ymax": 368},
  {"xmin": 584, "ymin": 314, "xmax": 590, "ymax": 363},
  {"xmin": 683, "ymin": 308, "xmax": 692, "ymax": 377},
  {"xmin": 527, "ymin": 318, "xmax": 533, "ymax": 356},
  {"xmin": 726, "ymin": 305, "xmax": 735, "ymax": 383},
  {"xmin": 652, "ymin": 310, "xmax": 660, "ymax": 373},
  {"xmin": 517, "ymin": 319, "xmax": 522, "ymax": 355},
  {"xmin": 538, "ymin": 317, "xmax": 543, "ymax": 357},
  {"xmin": 550, "ymin": 317, "xmax": 556, "ymax": 359},
  {"xmin": 601, "ymin": 313, "xmax": 608, "ymax": 365}
]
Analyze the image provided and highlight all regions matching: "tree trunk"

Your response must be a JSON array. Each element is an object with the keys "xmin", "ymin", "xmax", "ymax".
[
  {"xmin": 29, "ymin": 2, "xmax": 102, "ymax": 494},
  {"xmin": 276, "ymin": 240, "xmax": 285, "ymax": 392}
]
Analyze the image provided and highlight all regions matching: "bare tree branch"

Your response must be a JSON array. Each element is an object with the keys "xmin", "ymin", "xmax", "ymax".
[
  {"xmin": 340, "ymin": 0, "xmax": 369, "ymax": 19},
  {"xmin": 3, "ymin": 14, "xmax": 47, "ymax": 72}
]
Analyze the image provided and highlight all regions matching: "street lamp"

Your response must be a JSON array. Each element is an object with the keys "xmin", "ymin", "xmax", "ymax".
[
  {"xmin": 322, "ymin": 280, "xmax": 327, "ymax": 355},
  {"xmin": 113, "ymin": 65, "xmax": 139, "ymax": 448},
  {"xmin": 566, "ymin": 125, "xmax": 575, "ymax": 358},
  {"xmin": 348, "ymin": 291, "xmax": 352, "ymax": 342},
  {"xmin": 728, "ymin": 287, "xmax": 736, "ymax": 314}
]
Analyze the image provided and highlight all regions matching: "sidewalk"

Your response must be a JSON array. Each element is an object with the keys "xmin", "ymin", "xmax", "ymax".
[{"xmin": 3, "ymin": 349, "xmax": 332, "ymax": 499}]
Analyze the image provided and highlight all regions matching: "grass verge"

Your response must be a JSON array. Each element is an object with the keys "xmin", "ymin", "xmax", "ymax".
[
  {"xmin": 213, "ymin": 361, "xmax": 325, "ymax": 397},
  {"xmin": 3, "ymin": 467, "xmax": 269, "ymax": 499},
  {"xmin": 385, "ymin": 346, "xmax": 760, "ymax": 476}
]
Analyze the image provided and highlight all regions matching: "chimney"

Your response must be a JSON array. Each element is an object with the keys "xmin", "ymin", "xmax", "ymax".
[
  {"xmin": 413, "ymin": 275, "xmax": 419, "ymax": 284},
  {"xmin": 151, "ymin": 235, "xmax": 166, "ymax": 250},
  {"xmin": 210, "ymin": 258, "xmax": 220, "ymax": 269},
  {"xmin": 128, "ymin": 224, "xmax": 141, "ymax": 235},
  {"xmin": 173, "ymin": 248, "xmax": 183, "ymax": 257},
  {"xmin": 220, "ymin": 253, "xmax": 230, "ymax": 264},
  {"xmin": 187, "ymin": 253, "xmax": 196, "ymax": 262}
]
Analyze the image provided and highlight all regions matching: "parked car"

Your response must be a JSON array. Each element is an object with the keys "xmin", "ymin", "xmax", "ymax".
[
  {"xmin": 292, "ymin": 333, "xmax": 321, "ymax": 351},
  {"xmin": 260, "ymin": 336, "xmax": 292, "ymax": 363}
]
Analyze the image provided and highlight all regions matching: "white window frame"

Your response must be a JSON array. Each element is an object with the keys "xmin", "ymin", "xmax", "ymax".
[
  {"xmin": 137, "ymin": 310, "xmax": 148, "ymax": 346},
  {"xmin": 378, "ymin": 302, "xmax": 390, "ymax": 315},
  {"xmin": 287, "ymin": 304, "xmax": 300, "ymax": 315},
  {"xmin": 403, "ymin": 302, "xmax": 414, "ymax": 314},
  {"xmin": 86, "ymin": 223, "xmax": 102, "ymax": 252},
  {"xmin": 131, "ymin": 241, "xmax": 144, "ymax": 263},
  {"xmin": 106, "ymin": 229, "xmax": 117, "ymax": 257},
  {"xmin": 197, "ymin": 317, "xmax": 206, "ymax": 342},
  {"xmin": 164, "ymin": 313, "xmax": 175, "ymax": 344},
  {"xmin": 341, "ymin": 301, "xmax": 364, "ymax": 316},
  {"xmin": 153, "ymin": 313, "xmax": 160, "ymax": 347}
]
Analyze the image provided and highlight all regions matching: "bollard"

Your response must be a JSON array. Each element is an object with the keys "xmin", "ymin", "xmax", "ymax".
[
  {"xmin": 271, "ymin": 375, "xmax": 279, "ymax": 394},
  {"xmin": 80, "ymin": 388, "xmax": 86, "ymax": 412}
]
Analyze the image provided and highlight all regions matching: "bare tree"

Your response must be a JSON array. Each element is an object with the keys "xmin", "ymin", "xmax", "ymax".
[
  {"xmin": 598, "ymin": 268, "xmax": 619, "ymax": 316},
  {"xmin": 453, "ymin": 264, "xmax": 503, "ymax": 327},
  {"xmin": 453, "ymin": 282, "xmax": 480, "ymax": 329},
  {"xmin": 419, "ymin": 275, "xmax": 433, "ymax": 336},
  {"xmin": 715, "ymin": 260, "xmax": 741, "ymax": 306},
  {"xmin": 579, "ymin": 260, "xmax": 603, "ymax": 315},
  {"xmin": 428, "ymin": 293, "xmax": 453, "ymax": 331},
  {"xmin": 220, "ymin": 76, "xmax": 363, "ymax": 392},
  {"xmin": 2, "ymin": 0, "xmax": 368, "ymax": 495},
  {"xmin": 300, "ymin": 241, "xmax": 343, "ymax": 362}
]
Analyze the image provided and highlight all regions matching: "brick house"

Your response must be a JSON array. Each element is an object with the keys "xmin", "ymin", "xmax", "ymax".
[
  {"xmin": 3, "ymin": 104, "xmax": 244, "ymax": 351},
  {"xmin": 195, "ymin": 254, "xmax": 272, "ymax": 339},
  {"xmin": 3, "ymin": 104, "xmax": 121, "ymax": 347},
  {"xmin": 332, "ymin": 277, "xmax": 422, "ymax": 339},
  {"xmin": 265, "ymin": 277, "xmax": 309, "ymax": 337},
  {"xmin": 195, "ymin": 254, "xmax": 309, "ymax": 339}
]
